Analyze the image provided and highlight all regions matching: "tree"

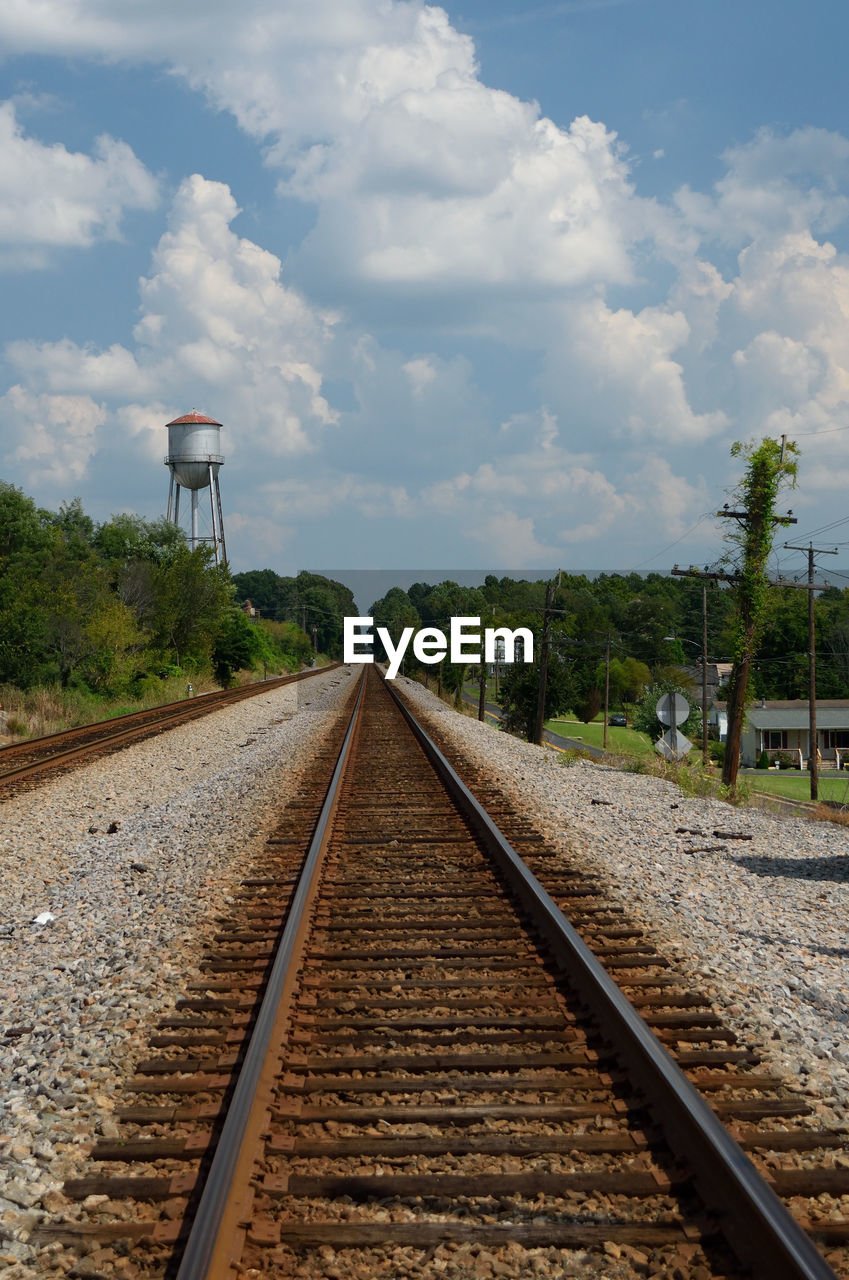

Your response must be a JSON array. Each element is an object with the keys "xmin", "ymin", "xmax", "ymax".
[
  {"xmin": 576, "ymin": 687, "xmax": 601, "ymax": 723},
  {"xmin": 0, "ymin": 483, "xmax": 51, "ymax": 687},
  {"xmin": 212, "ymin": 608, "xmax": 259, "ymax": 686},
  {"xmin": 600, "ymin": 655, "xmax": 652, "ymax": 706},
  {"xmin": 79, "ymin": 597, "xmax": 146, "ymax": 693},
  {"xmin": 152, "ymin": 545, "xmax": 232, "ymax": 671},
  {"xmin": 500, "ymin": 654, "xmax": 573, "ymax": 741},
  {"xmin": 721, "ymin": 437, "xmax": 798, "ymax": 790}
]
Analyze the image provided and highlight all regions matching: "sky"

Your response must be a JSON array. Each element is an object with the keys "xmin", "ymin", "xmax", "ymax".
[{"xmin": 2, "ymin": 0, "xmax": 849, "ymax": 586}]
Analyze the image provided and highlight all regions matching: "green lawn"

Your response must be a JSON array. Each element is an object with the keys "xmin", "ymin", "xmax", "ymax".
[
  {"xmin": 746, "ymin": 771, "xmax": 849, "ymax": 804},
  {"xmin": 545, "ymin": 717, "xmax": 655, "ymax": 759}
]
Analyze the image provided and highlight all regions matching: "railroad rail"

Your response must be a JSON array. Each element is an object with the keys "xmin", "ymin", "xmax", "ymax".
[
  {"xmin": 37, "ymin": 668, "xmax": 849, "ymax": 1279},
  {"xmin": 0, "ymin": 665, "xmax": 338, "ymax": 796}
]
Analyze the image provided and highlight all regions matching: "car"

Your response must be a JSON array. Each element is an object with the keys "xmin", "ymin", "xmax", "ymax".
[{"xmin": 608, "ymin": 713, "xmax": 627, "ymax": 726}]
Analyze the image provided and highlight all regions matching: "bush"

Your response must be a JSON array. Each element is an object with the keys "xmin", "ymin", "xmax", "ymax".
[
  {"xmin": 776, "ymin": 750, "xmax": 795, "ymax": 770},
  {"xmin": 708, "ymin": 740, "xmax": 726, "ymax": 766},
  {"xmin": 756, "ymin": 749, "xmax": 769, "ymax": 769}
]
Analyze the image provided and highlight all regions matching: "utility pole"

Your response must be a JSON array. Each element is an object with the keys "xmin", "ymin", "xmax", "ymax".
[
  {"xmin": 478, "ymin": 663, "xmax": 487, "ymax": 721},
  {"xmin": 782, "ymin": 542, "xmax": 838, "ymax": 800},
  {"xmin": 673, "ymin": 567, "xmax": 735, "ymax": 765},
  {"xmin": 714, "ymin": 496, "xmax": 797, "ymax": 791},
  {"xmin": 603, "ymin": 632, "xmax": 610, "ymax": 751},
  {"xmin": 675, "ymin": 542, "xmax": 839, "ymax": 786},
  {"xmin": 533, "ymin": 581, "xmax": 554, "ymax": 746},
  {"xmin": 701, "ymin": 582, "xmax": 709, "ymax": 768}
]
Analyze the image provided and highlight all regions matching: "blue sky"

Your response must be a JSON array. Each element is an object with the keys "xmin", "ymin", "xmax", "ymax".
[{"xmin": 2, "ymin": 0, "xmax": 849, "ymax": 586}]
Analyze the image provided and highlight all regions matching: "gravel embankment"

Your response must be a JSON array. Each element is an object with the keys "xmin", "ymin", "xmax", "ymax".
[
  {"xmin": 0, "ymin": 667, "xmax": 357, "ymax": 1276},
  {"xmin": 398, "ymin": 678, "xmax": 849, "ymax": 1121}
]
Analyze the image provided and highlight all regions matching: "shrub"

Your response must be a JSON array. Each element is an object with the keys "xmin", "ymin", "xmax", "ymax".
[
  {"xmin": 558, "ymin": 748, "xmax": 596, "ymax": 766},
  {"xmin": 576, "ymin": 688, "xmax": 601, "ymax": 723},
  {"xmin": 708, "ymin": 740, "xmax": 726, "ymax": 766},
  {"xmin": 756, "ymin": 749, "xmax": 769, "ymax": 769},
  {"xmin": 775, "ymin": 750, "xmax": 795, "ymax": 770}
]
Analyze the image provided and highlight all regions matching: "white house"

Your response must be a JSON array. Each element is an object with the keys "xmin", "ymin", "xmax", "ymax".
[{"xmin": 714, "ymin": 699, "xmax": 849, "ymax": 768}]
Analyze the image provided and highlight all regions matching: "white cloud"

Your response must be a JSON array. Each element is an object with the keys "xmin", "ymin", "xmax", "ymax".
[
  {"xmin": 675, "ymin": 127, "xmax": 849, "ymax": 246},
  {"xmin": 549, "ymin": 297, "xmax": 729, "ymax": 443},
  {"xmin": 464, "ymin": 511, "xmax": 553, "ymax": 565},
  {"xmin": 0, "ymin": 386, "xmax": 106, "ymax": 488},
  {"xmin": 402, "ymin": 357, "xmax": 437, "ymax": 397},
  {"xmin": 0, "ymin": 100, "xmax": 157, "ymax": 264},
  {"xmin": 258, "ymin": 474, "xmax": 411, "ymax": 521},
  {"xmin": 716, "ymin": 232, "xmax": 849, "ymax": 461},
  {"xmin": 3, "ymin": 174, "xmax": 339, "ymax": 479},
  {"xmin": 0, "ymin": 4, "xmax": 645, "ymax": 299},
  {"xmin": 733, "ymin": 331, "xmax": 825, "ymax": 404}
]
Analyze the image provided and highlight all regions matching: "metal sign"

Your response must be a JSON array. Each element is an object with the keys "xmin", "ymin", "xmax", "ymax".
[
  {"xmin": 656, "ymin": 692, "xmax": 689, "ymax": 726},
  {"xmin": 655, "ymin": 691, "xmax": 692, "ymax": 760}
]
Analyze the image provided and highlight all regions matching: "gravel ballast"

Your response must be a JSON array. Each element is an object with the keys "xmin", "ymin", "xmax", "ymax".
[
  {"xmin": 0, "ymin": 667, "xmax": 357, "ymax": 1275},
  {"xmin": 398, "ymin": 678, "xmax": 849, "ymax": 1120}
]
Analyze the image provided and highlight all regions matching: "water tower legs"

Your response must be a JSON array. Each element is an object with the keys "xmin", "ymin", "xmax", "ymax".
[{"xmin": 211, "ymin": 464, "xmax": 227, "ymax": 566}]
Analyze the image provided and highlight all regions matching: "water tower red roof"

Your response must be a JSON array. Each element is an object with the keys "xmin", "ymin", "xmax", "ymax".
[{"xmin": 166, "ymin": 411, "xmax": 222, "ymax": 426}]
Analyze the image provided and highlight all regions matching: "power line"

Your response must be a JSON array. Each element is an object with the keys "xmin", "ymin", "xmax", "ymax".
[{"xmin": 630, "ymin": 511, "xmax": 715, "ymax": 570}]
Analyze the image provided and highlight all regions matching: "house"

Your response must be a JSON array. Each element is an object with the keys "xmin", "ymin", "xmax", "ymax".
[
  {"xmin": 680, "ymin": 661, "xmax": 733, "ymax": 709},
  {"xmin": 714, "ymin": 699, "xmax": 849, "ymax": 768}
]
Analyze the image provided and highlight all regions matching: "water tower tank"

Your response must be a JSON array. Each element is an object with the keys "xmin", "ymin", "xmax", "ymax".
[
  {"xmin": 166, "ymin": 411, "xmax": 223, "ymax": 490},
  {"xmin": 164, "ymin": 410, "xmax": 227, "ymax": 565}
]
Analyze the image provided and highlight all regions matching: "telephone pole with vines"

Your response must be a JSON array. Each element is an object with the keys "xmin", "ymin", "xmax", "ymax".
[{"xmin": 719, "ymin": 437, "xmax": 798, "ymax": 792}]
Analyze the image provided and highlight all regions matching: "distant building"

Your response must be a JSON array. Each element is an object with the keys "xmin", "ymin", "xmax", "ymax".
[
  {"xmin": 713, "ymin": 698, "xmax": 849, "ymax": 767},
  {"xmin": 681, "ymin": 661, "xmax": 732, "ymax": 708}
]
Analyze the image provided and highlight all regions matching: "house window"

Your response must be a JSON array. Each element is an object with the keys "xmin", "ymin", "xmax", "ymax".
[
  {"xmin": 764, "ymin": 730, "xmax": 787, "ymax": 750},
  {"xmin": 825, "ymin": 730, "xmax": 849, "ymax": 749}
]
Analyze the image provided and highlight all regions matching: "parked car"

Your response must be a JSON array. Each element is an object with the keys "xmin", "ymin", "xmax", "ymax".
[{"xmin": 608, "ymin": 713, "xmax": 627, "ymax": 726}]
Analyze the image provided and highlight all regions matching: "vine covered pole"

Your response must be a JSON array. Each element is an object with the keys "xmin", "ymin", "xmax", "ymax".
[{"xmin": 719, "ymin": 438, "xmax": 798, "ymax": 792}]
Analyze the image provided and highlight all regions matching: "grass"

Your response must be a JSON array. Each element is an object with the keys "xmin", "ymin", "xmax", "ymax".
[
  {"xmin": 0, "ymin": 675, "xmax": 219, "ymax": 740},
  {"xmin": 746, "ymin": 770, "xmax": 849, "ymax": 805},
  {"xmin": 459, "ymin": 679, "xmax": 656, "ymax": 761},
  {"xmin": 545, "ymin": 716, "xmax": 656, "ymax": 759}
]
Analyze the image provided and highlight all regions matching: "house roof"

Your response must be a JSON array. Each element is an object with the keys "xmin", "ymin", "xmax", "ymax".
[{"xmin": 714, "ymin": 699, "xmax": 849, "ymax": 730}]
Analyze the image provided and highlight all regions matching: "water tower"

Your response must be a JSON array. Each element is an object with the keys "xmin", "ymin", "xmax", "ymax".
[{"xmin": 164, "ymin": 410, "xmax": 227, "ymax": 566}]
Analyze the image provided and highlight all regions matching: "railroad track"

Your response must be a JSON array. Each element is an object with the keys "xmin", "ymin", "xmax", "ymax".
[
  {"xmin": 0, "ymin": 666, "xmax": 337, "ymax": 797},
  {"xmin": 36, "ymin": 669, "xmax": 849, "ymax": 1279}
]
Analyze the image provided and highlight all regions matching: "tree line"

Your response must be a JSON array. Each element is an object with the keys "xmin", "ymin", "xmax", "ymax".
[
  {"xmin": 364, "ymin": 562, "xmax": 849, "ymax": 742},
  {"xmin": 0, "ymin": 483, "xmax": 353, "ymax": 701}
]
